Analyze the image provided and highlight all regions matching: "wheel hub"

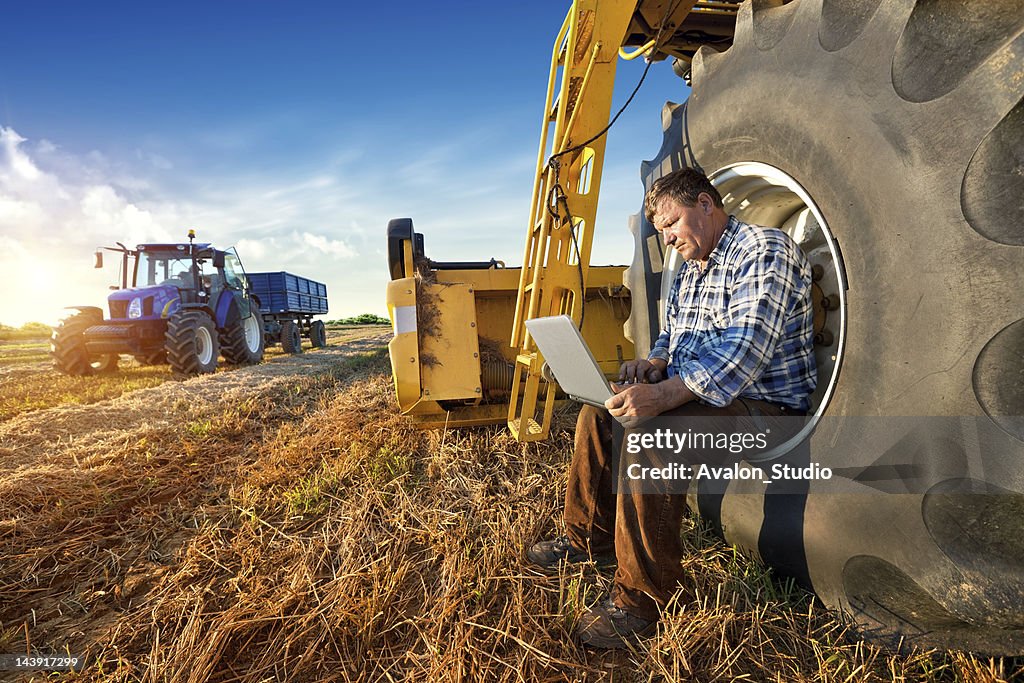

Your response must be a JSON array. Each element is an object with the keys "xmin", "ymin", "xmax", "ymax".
[
  {"xmin": 244, "ymin": 315, "xmax": 260, "ymax": 352},
  {"xmin": 196, "ymin": 326, "xmax": 214, "ymax": 365}
]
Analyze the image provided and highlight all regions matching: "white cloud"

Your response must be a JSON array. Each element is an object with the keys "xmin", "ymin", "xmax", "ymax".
[
  {"xmin": 0, "ymin": 121, "xmax": 607, "ymax": 326},
  {"xmin": 300, "ymin": 231, "xmax": 355, "ymax": 259}
]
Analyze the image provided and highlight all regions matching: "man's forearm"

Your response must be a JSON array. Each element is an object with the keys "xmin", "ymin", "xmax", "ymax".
[{"xmin": 655, "ymin": 375, "xmax": 697, "ymax": 413}]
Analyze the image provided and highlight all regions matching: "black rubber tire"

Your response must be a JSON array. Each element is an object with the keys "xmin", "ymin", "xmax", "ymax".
[
  {"xmin": 309, "ymin": 320, "xmax": 327, "ymax": 348},
  {"xmin": 165, "ymin": 310, "xmax": 219, "ymax": 377},
  {"xmin": 51, "ymin": 310, "xmax": 102, "ymax": 375},
  {"xmin": 220, "ymin": 307, "xmax": 265, "ymax": 365},
  {"xmin": 280, "ymin": 319, "xmax": 303, "ymax": 354},
  {"xmin": 626, "ymin": 0, "xmax": 1024, "ymax": 654}
]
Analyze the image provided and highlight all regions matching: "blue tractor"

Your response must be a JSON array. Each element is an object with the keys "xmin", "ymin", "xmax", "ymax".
[{"xmin": 52, "ymin": 231, "xmax": 265, "ymax": 377}]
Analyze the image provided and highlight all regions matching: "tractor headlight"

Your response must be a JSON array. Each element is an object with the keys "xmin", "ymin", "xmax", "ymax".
[{"xmin": 128, "ymin": 297, "xmax": 143, "ymax": 319}]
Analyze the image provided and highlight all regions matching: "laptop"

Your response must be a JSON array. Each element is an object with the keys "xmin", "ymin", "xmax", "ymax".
[{"xmin": 525, "ymin": 315, "xmax": 614, "ymax": 408}]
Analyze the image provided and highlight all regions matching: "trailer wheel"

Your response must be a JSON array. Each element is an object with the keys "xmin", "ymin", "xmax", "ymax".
[
  {"xmin": 221, "ymin": 307, "xmax": 265, "ymax": 365},
  {"xmin": 166, "ymin": 310, "xmax": 219, "ymax": 377},
  {"xmin": 626, "ymin": 0, "xmax": 1024, "ymax": 652},
  {"xmin": 51, "ymin": 310, "xmax": 102, "ymax": 376},
  {"xmin": 281, "ymin": 319, "xmax": 303, "ymax": 354},
  {"xmin": 309, "ymin": 320, "xmax": 327, "ymax": 348}
]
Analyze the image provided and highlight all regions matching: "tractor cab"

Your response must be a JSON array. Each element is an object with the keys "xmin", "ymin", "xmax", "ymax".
[{"xmin": 99, "ymin": 241, "xmax": 251, "ymax": 322}]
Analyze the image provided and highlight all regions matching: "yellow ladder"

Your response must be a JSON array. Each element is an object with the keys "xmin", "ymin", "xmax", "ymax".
[{"xmin": 507, "ymin": 0, "xmax": 637, "ymax": 441}]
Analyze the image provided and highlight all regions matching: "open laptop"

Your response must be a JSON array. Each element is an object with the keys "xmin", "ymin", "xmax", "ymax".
[{"xmin": 525, "ymin": 315, "xmax": 614, "ymax": 408}]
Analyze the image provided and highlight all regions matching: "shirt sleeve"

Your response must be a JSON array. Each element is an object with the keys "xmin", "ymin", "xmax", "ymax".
[
  {"xmin": 648, "ymin": 330, "xmax": 671, "ymax": 364},
  {"xmin": 680, "ymin": 242, "xmax": 807, "ymax": 407}
]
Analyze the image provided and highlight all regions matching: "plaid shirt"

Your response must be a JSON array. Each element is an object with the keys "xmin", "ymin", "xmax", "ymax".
[{"xmin": 648, "ymin": 216, "xmax": 817, "ymax": 411}]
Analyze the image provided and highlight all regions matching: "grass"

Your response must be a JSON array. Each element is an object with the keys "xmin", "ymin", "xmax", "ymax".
[
  {"xmin": 0, "ymin": 334, "xmax": 1020, "ymax": 681},
  {"xmin": 0, "ymin": 340, "xmax": 50, "ymax": 351},
  {"xmin": 0, "ymin": 338, "xmax": 50, "ymax": 365},
  {"xmin": 0, "ymin": 326, "xmax": 380, "ymax": 423},
  {"xmin": 0, "ymin": 365, "xmax": 174, "ymax": 421}
]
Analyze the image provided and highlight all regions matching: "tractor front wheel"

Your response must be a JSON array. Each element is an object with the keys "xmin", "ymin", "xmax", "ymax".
[
  {"xmin": 221, "ymin": 307, "xmax": 265, "ymax": 365},
  {"xmin": 165, "ymin": 310, "xmax": 219, "ymax": 377}
]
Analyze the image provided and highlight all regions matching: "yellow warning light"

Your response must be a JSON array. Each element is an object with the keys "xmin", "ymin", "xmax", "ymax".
[{"xmin": 188, "ymin": 229, "xmax": 196, "ymax": 239}]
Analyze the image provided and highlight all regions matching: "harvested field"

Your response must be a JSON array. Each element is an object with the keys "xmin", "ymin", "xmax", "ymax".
[
  {"xmin": 0, "ymin": 327, "xmax": 1020, "ymax": 681},
  {"xmin": 0, "ymin": 326, "xmax": 388, "ymax": 422}
]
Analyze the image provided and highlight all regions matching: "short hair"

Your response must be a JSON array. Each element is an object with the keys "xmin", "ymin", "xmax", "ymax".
[{"xmin": 644, "ymin": 168, "xmax": 724, "ymax": 222}]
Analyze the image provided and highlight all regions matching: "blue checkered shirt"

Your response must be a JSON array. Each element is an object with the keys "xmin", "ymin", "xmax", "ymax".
[{"xmin": 648, "ymin": 216, "xmax": 817, "ymax": 411}]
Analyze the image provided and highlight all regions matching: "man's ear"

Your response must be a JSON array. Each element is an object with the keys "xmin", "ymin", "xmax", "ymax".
[{"xmin": 698, "ymin": 191, "xmax": 713, "ymax": 213}]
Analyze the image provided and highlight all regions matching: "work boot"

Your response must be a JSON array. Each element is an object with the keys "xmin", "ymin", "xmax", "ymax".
[
  {"xmin": 575, "ymin": 597, "xmax": 658, "ymax": 649},
  {"xmin": 525, "ymin": 535, "xmax": 613, "ymax": 572}
]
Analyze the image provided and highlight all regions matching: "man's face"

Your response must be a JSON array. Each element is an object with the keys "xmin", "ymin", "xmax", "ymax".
[{"xmin": 651, "ymin": 194, "xmax": 718, "ymax": 262}]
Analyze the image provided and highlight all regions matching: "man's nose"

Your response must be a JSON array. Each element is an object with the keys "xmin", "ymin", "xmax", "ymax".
[{"xmin": 661, "ymin": 230, "xmax": 674, "ymax": 245}]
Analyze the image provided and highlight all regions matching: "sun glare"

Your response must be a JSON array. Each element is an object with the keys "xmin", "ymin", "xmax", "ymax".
[{"xmin": 0, "ymin": 256, "xmax": 110, "ymax": 327}]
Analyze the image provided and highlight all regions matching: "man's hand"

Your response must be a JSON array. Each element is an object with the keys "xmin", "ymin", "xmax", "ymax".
[
  {"xmin": 605, "ymin": 375, "xmax": 696, "ymax": 429},
  {"xmin": 618, "ymin": 358, "xmax": 667, "ymax": 385}
]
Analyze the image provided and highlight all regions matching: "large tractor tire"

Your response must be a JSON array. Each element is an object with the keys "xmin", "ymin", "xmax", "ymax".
[
  {"xmin": 309, "ymin": 320, "xmax": 327, "ymax": 348},
  {"xmin": 165, "ymin": 310, "xmax": 219, "ymax": 377},
  {"xmin": 51, "ymin": 309, "xmax": 106, "ymax": 376},
  {"xmin": 220, "ymin": 307, "xmax": 265, "ymax": 365},
  {"xmin": 624, "ymin": 0, "xmax": 1024, "ymax": 653},
  {"xmin": 280, "ymin": 319, "xmax": 303, "ymax": 354}
]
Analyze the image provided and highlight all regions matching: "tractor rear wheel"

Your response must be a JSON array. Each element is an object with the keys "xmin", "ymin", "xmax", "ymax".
[
  {"xmin": 625, "ymin": 0, "xmax": 1024, "ymax": 653},
  {"xmin": 165, "ymin": 310, "xmax": 219, "ymax": 377},
  {"xmin": 309, "ymin": 320, "xmax": 327, "ymax": 348},
  {"xmin": 51, "ymin": 310, "xmax": 102, "ymax": 376},
  {"xmin": 281, "ymin": 319, "xmax": 303, "ymax": 354},
  {"xmin": 221, "ymin": 307, "xmax": 265, "ymax": 365}
]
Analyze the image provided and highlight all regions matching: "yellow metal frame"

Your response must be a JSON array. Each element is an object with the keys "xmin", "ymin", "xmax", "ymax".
[
  {"xmin": 387, "ymin": 261, "xmax": 631, "ymax": 429},
  {"xmin": 507, "ymin": 0, "xmax": 638, "ymax": 441}
]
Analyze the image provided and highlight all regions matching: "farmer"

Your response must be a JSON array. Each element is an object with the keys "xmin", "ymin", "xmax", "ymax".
[{"xmin": 526, "ymin": 167, "xmax": 817, "ymax": 648}]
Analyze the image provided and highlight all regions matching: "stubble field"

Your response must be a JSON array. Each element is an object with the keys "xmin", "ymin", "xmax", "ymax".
[{"xmin": 0, "ymin": 325, "xmax": 1019, "ymax": 682}]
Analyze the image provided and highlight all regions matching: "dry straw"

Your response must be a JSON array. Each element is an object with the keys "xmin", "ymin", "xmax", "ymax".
[{"xmin": 0, "ymin": 335, "xmax": 1020, "ymax": 681}]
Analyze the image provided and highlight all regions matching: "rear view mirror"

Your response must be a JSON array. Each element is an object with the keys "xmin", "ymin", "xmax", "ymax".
[
  {"xmin": 94, "ymin": 251, "xmax": 104, "ymax": 268},
  {"xmin": 213, "ymin": 250, "xmax": 226, "ymax": 269}
]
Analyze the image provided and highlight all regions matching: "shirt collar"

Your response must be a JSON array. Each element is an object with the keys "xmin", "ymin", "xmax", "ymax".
[{"xmin": 680, "ymin": 214, "xmax": 740, "ymax": 272}]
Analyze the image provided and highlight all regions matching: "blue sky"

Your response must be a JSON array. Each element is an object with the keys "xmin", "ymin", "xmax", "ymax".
[{"xmin": 0, "ymin": 1, "xmax": 690, "ymax": 326}]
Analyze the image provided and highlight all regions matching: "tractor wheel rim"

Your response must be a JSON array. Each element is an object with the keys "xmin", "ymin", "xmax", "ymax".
[
  {"xmin": 244, "ymin": 315, "xmax": 260, "ymax": 352},
  {"xmin": 671, "ymin": 162, "xmax": 848, "ymax": 460},
  {"xmin": 196, "ymin": 325, "xmax": 214, "ymax": 365}
]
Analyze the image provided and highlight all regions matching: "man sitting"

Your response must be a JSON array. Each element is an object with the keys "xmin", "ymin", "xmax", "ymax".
[{"xmin": 526, "ymin": 168, "xmax": 817, "ymax": 648}]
